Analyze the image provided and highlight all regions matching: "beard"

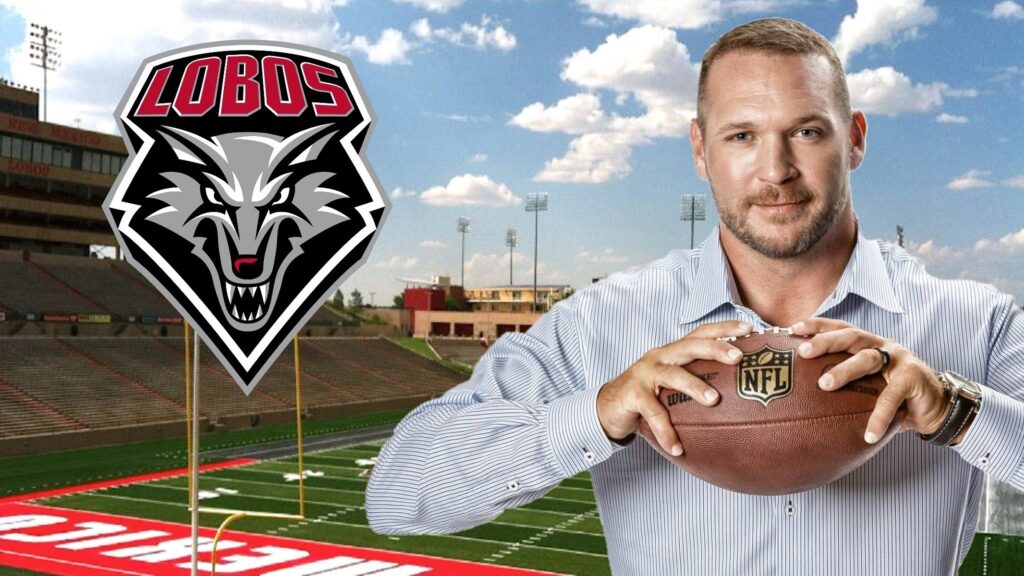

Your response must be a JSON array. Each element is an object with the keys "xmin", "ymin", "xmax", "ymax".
[{"xmin": 714, "ymin": 182, "xmax": 848, "ymax": 259}]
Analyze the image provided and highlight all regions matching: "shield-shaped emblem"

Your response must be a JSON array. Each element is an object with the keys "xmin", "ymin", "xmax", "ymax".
[
  {"xmin": 103, "ymin": 41, "xmax": 388, "ymax": 394},
  {"xmin": 737, "ymin": 346, "xmax": 794, "ymax": 406}
]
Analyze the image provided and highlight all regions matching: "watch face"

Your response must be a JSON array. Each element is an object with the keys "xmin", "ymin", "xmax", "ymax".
[{"xmin": 946, "ymin": 371, "xmax": 983, "ymax": 401}]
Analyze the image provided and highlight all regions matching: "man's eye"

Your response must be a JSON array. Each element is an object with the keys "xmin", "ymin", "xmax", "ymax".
[
  {"xmin": 797, "ymin": 128, "xmax": 819, "ymax": 138},
  {"xmin": 731, "ymin": 133, "xmax": 750, "ymax": 142},
  {"xmin": 204, "ymin": 187, "xmax": 223, "ymax": 206},
  {"xmin": 272, "ymin": 187, "xmax": 291, "ymax": 206}
]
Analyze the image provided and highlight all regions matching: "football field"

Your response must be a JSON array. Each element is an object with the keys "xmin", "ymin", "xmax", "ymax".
[{"xmin": 0, "ymin": 436, "xmax": 1020, "ymax": 575}]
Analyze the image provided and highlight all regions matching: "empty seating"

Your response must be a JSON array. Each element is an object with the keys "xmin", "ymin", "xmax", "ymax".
[{"xmin": 0, "ymin": 336, "xmax": 464, "ymax": 439}]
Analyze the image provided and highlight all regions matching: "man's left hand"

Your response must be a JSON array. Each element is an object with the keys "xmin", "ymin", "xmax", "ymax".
[{"xmin": 791, "ymin": 318, "xmax": 955, "ymax": 444}]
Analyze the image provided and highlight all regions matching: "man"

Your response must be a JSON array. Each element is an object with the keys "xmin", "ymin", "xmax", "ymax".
[{"xmin": 366, "ymin": 18, "xmax": 1024, "ymax": 575}]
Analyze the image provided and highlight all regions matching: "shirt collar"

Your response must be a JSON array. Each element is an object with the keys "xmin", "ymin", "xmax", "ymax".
[{"xmin": 678, "ymin": 225, "xmax": 904, "ymax": 325}]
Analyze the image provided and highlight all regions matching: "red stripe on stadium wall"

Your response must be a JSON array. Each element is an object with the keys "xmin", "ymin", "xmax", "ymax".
[
  {"xmin": 0, "ymin": 459, "xmax": 258, "ymax": 505},
  {"xmin": 0, "ymin": 502, "xmax": 563, "ymax": 576}
]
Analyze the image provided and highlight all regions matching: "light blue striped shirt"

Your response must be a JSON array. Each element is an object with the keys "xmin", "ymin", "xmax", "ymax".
[{"xmin": 366, "ymin": 226, "xmax": 1024, "ymax": 575}]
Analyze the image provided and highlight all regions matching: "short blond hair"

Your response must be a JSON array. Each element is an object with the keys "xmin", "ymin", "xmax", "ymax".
[{"xmin": 696, "ymin": 18, "xmax": 850, "ymax": 131}]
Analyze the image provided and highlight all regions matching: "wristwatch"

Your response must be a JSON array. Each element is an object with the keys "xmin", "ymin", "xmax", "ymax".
[{"xmin": 918, "ymin": 371, "xmax": 983, "ymax": 446}]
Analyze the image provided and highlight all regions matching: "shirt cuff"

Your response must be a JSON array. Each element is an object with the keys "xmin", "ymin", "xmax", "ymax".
[
  {"xmin": 951, "ymin": 384, "xmax": 1024, "ymax": 483},
  {"xmin": 546, "ymin": 384, "xmax": 630, "ymax": 478}
]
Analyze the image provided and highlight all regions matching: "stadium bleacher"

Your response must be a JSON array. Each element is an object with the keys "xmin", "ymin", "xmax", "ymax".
[
  {"xmin": 0, "ymin": 335, "xmax": 462, "ymax": 439},
  {"xmin": 0, "ymin": 250, "xmax": 106, "ymax": 314},
  {"xmin": 430, "ymin": 337, "xmax": 489, "ymax": 366}
]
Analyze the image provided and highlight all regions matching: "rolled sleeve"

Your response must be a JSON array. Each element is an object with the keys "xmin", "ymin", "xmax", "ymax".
[{"xmin": 546, "ymin": 383, "xmax": 631, "ymax": 478}]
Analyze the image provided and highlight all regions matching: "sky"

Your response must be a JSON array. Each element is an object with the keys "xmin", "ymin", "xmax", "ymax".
[{"xmin": 1, "ymin": 0, "xmax": 1023, "ymax": 305}]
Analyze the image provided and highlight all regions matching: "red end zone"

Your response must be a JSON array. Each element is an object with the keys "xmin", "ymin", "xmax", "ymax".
[{"xmin": 0, "ymin": 503, "xmax": 563, "ymax": 575}]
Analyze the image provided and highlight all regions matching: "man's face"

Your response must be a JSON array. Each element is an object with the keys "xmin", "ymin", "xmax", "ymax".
[{"xmin": 691, "ymin": 50, "xmax": 865, "ymax": 258}]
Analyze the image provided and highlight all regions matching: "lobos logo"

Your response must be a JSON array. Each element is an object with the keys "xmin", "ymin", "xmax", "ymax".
[
  {"xmin": 104, "ymin": 42, "xmax": 388, "ymax": 393},
  {"xmin": 737, "ymin": 346, "xmax": 794, "ymax": 407}
]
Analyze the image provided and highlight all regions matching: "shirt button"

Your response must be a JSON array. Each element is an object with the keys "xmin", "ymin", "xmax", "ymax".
[
  {"xmin": 583, "ymin": 450, "xmax": 595, "ymax": 463},
  {"xmin": 978, "ymin": 453, "xmax": 990, "ymax": 467},
  {"xmin": 506, "ymin": 481, "xmax": 519, "ymax": 492},
  {"xmin": 785, "ymin": 501, "xmax": 796, "ymax": 517}
]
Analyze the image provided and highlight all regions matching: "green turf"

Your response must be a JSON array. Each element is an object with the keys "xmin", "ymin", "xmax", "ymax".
[
  {"xmin": 3, "ymin": 436, "xmax": 1022, "ymax": 576},
  {"xmin": 0, "ymin": 409, "xmax": 409, "ymax": 498}
]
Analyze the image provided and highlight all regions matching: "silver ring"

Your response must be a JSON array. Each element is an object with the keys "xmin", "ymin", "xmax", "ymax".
[{"xmin": 873, "ymin": 347, "xmax": 891, "ymax": 375}]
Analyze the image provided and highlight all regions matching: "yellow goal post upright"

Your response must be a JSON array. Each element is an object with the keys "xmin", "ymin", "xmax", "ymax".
[{"xmin": 183, "ymin": 322, "xmax": 308, "ymax": 576}]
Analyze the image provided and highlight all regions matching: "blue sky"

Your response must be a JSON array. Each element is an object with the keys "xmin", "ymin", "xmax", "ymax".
[{"xmin": 2, "ymin": 0, "xmax": 1023, "ymax": 304}]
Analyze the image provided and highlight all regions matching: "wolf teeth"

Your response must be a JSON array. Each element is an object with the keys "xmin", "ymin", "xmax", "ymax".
[
  {"xmin": 259, "ymin": 283, "xmax": 268, "ymax": 302},
  {"xmin": 226, "ymin": 283, "xmax": 235, "ymax": 302},
  {"xmin": 256, "ymin": 305, "xmax": 263, "ymax": 318}
]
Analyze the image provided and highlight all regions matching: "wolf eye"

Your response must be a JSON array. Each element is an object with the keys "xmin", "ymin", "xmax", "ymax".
[
  {"xmin": 204, "ymin": 187, "xmax": 223, "ymax": 206},
  {"xmin": 272, "ymin": 187, "xmax": 291, "ymax": 206}
]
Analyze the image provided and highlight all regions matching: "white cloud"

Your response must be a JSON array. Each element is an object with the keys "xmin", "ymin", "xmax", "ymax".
[
  {"xmin": 847, "ymin": 67, "xmax": 946, "ymax": 115},
  {"xmin": 394, "ymin": 0, "xmax": 464, "ymax": 13},
  {"xmin": 577, "ymin": 0, "xmax": 801, "ymax": 29},
  {"xmin": 464, "ymin": 252, "xmax": 565, "ymax": 286},
  {"xmin": 936, "ymin": 113, "xmax": 968, "ymax": 124},
  {"xmin": 510, "ymin": 93, "xmax": 608, "ymax": 134},
  {"xmin": 342, "ymin": 28, "xmax": 413, "ymax": 65},
  {"xmin": 582, "ymin": 15, "xmax": 608, "ymax": 28},
  {"xmin": 947, "ymin": 169, "xmax": 996, "ymax": 190},
  {"xmin": 517, "ymin": 25, "xmax": 699, "ymax": 183},
  {"xmin": 832, "ymin": 0, "xmax": 938, "ymax": 65},
  {"xmin": 1, "ymin": 0, "xmax": 342, "ymax": 133},
  {"xmin": 420, "ymin": 240, "xmax": 447, "ymax": 249},
  {"xmin": 439, "ymin": 113, "xmax": 492, "ymax": 122},
  {"xmin": 946, "ymin": 88, "xmax": 979, "ymax": 98},
  {"xmin": 910, "ymin": 229, "xmax": 1024, "ymax": 303},
  {"xmin": 469, "ymin": 153, "xmax": 488, "ymax": 163},
  {"xmin": 578, "ymin": 0, "xmax": 723, "ymax": 29},
  {"xmin": 419, "ymin": 174, "xmax": 523, "ymax": 207},
  {"xmin": 535, "ymin": 131, "xmax": 639, "ymax": 183},
  {"xmin": 391, "ymin": 187, "xmax": 418, "ymax": 199},
  {"xmin": 374, "ymin": 256, "xmax": 421, "ymax": 270},
  {"xmin": 992, "ymin": 1, "xmax": 1024, "ymax": 19},
  {"xmin": 578, "ymin": 248, "xmax": 629, "ymax": 264},
  {"xmin": 412, "ymin": 16, "xmax": 517, "ymax": 51},
  {"xmin": 1002, "ymin": 175, "xmax": 1024, "ymax": 188}
]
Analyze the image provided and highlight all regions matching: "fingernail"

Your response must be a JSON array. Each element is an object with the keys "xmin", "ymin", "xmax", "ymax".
[
  {"xmin": 798, "ymin": 342, "xmax": 812, "ymax": 356},
  {"xmin": 727, "ymin": 348, "xmax": 741, "ymax": 360},
  {"xmin": 865, "ymin": 432, "xmax": 878, "ymax": 444},
  {"xmin": 791, "ymin": 321, "xmax": 805, "ymax": 332},
  {"xmin": 704, "ymin": 389, "xmax": 719, "ymax": 402},
  {"xmin": 818, "ymin": 374, "xmax": 833, "ymax": 390},
  {"xmin": 671, "ymin": 444, "xmax": 683, "ymax": 456}
]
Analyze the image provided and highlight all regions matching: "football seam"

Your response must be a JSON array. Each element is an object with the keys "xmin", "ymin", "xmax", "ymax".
[{"xmin": 672, "ymin": 409, "xmax": 891, "ymax": 429}]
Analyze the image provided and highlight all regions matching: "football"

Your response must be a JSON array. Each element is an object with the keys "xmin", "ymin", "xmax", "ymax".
[{"xmin": 638, "ymin": 327, "xmax": 905, "ymax": 495}]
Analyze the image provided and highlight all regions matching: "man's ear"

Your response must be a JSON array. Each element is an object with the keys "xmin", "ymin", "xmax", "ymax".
[
  {"xmin": 690, "ymin": 119, "xmax": 709, "ymax": 181},
  {"xmin": 848, "ymin": 111, "xmax": 867, "ymax": 171}
]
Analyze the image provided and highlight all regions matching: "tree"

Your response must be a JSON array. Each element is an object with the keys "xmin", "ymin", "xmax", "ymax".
[
  {"xmin": 333, "ymin": 289, "xmax": 345, "ymax": 308},
  {"xmin": 393, "ymin": 294, "xmax": 404, "ymax": 309},
  {"xmin": 349, "ymin": 289, "xmax": 364, "ymax": 309}
]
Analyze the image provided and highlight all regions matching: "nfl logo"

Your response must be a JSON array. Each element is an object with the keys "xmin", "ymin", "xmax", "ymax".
[{"xmin": 737, "ymin": 346, "xmax": 794, "ymax": 407}]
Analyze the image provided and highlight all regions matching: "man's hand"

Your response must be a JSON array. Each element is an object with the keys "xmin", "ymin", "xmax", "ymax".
[
  {"xmin": 791, "ymin": 318, "xmax": 956, "ymax": 444},
  {"xmin": 597, "ymin": 321, "xmax": 752, "ymax": 456}
]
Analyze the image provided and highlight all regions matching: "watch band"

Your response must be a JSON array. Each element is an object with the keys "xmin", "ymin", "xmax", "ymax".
[{"xmin": 918, "ymin": 373, "xmax": 980, "ymax": 446}]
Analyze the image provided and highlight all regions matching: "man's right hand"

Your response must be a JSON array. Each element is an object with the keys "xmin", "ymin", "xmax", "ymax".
[{"xmin": 596, "ymin": 320, "xmax": 752, "ymax": 456}]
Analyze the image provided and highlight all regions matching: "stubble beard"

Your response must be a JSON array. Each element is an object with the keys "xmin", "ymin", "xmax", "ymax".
[{"xmin": 715, "ymin": 182, "xmax": 848, "ymax": 259}]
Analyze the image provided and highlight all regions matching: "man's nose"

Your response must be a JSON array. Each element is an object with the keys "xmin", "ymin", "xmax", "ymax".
[{"xmin": 755, "ymin": 136, "xmax": 798, "ymax": 185}]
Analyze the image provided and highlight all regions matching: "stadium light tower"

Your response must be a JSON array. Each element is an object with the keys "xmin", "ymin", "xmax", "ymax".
[
  {"xmin": 681, "ymin": 194, "xmax": 707, "ymax": 250},
  {"xmin": 457, "ymin": 217, "xmax": 470, "ymax": 287},
  {"xmin": 29, "ymin": 23, "xmax": 61, "ymax": 123},
  {"xmin": 526, "ymin": 193, "xmax": 548, "ymax": 313},
  {"xmin": 505, "ymin": 228, "xmax": 517, "ymax": 286}
]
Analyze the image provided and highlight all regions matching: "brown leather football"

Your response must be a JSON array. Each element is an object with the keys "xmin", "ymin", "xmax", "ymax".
[{"xmin": 638, "ymin": 328, "xmax": 905, "ymax": 495}]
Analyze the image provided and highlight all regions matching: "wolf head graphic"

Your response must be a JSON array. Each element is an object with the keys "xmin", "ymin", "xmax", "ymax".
[{"xmin": 104, "ymin": 42, "xmax": 388, "ymax": 393}]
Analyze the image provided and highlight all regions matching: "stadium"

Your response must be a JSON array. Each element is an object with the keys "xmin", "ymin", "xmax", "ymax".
[{"xmin": 0, "ymin": 69, "xmax": 1021, "ymax": 576}]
